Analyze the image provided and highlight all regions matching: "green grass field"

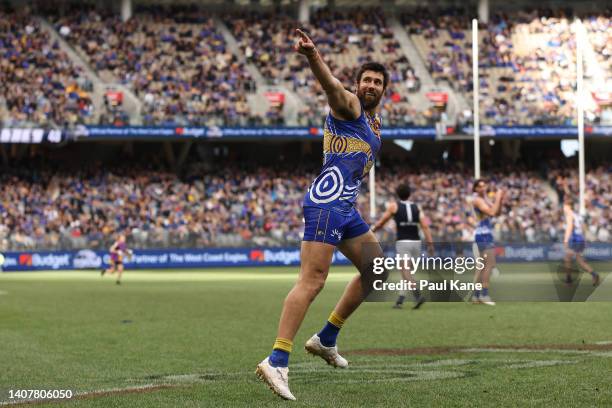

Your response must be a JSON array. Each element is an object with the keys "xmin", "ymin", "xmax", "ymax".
[{"xmin": 1, "ymin": 264, "xmax": 612, "ymax": 407}]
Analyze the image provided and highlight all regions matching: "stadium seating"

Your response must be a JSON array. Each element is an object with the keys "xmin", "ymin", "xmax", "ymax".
[
  {"xmin": 405, "ymin": 8, "xmax": 606, "ymax": 125},
  {"xmin": 53, "ymin": 6, "xmax": 260, "ymax": 126},
  {"xmin": 0, "ymin": 8, "xmax": 95, "ymax": 127},
  {"xmin": 227, "ymin": 7, "xmax": 426, "ymax": 126},
  {"xmin": 1, "ymin": 162, "xmax": 609, "ymax": 251},
  {"xmin": 1, "ymin": 6, "xmax": 610, "ymax": 127}
]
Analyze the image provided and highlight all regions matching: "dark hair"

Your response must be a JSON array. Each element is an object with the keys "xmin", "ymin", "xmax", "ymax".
[
  {"xmin": 356, "ymin": 62, "xmax": 389, "ymax": 89},
  {"xmin": 473, "ymin": 178, "xmax": 487, "ymax": 192},
  {"xmin": 396, "ymin": 183, "xmax": 411, "ymax": 200}
]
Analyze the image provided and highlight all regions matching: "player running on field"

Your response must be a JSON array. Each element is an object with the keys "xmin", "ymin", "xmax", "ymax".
[
  {"xmin": 562, "ymin": 194, "xmax": 600, "ymax": 286},
  {"xmin": 256, "ymin": 29, "xmax": 389, "ymax": 401},
  {"xmin": 371, "ymin": 183, "xmax": 434, "ymax": 309},
  {"xmin": 101, "ymin": 234, "xmax": 131, "ymax": 285}
]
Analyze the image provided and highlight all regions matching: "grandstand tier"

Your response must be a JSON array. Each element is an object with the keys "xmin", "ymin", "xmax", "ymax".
[
  {"xmin": 0, "ymin": 138, "xmax": 609, "ymax": 252},
  {"xmin": 1, "ymin": 3, "xmax": 611, "ymax": 128}
]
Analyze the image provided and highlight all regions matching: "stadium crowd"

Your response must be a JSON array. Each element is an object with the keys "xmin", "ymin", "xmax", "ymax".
[
  {"xmin": 407, "ymin": 7, "xmax": 606, "ymax": 126},
  {"xmin": 227, "ymin": 7, "xmax": 427, "ymax": 126},
  {"xmin": 53, "ymin": 6, "xmax": 261, "ymax": 126},
  {"xmin": 2, "ymin": 5, "xmax": 610, "ymax": 127},
  {"xmin": 0, "ymin": 8, "xmax": 94, "ymax": 127},
  {"xmin": 0, "ymin": 162, "xmax": 609, "ymax": 251},
  {"xmin": 363, "ymin": 164, "xmax": 609, "ymax": 244}
]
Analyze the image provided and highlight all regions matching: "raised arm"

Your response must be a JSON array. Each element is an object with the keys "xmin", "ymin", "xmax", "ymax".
[
  {"xmin": 294, "ymin": 29, "xmax": 361, "ymax": 120},
  {"xmin": 473, "ymin": 190, "xmax": 504, "ymax": 217},
  {"xmin": 371, "ymin": 201, "xmax": 397, "ymax": 233}
]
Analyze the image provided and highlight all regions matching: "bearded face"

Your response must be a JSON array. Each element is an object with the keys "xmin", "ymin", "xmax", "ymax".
[{"xmin": 356, "ymin": 70, "xmax": 386, "ymax": 110}]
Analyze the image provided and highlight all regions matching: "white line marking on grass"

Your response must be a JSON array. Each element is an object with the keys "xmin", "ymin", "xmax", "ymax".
[{"xmin": 594, "ymin": 341, "xmax": 612, "ymax": 345}]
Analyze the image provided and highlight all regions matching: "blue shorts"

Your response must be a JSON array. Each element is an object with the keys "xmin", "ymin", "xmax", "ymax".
[
  {"xmin": 303, "ymin": 206, "xmax": 370, "ymax": 246},
  {"xmin": 569, "ymin": 234, "xmax": 586, "ymax": 253},
  {"xmin": 475, "ymin": 233, "xmax": 495, "ymax": 252}
]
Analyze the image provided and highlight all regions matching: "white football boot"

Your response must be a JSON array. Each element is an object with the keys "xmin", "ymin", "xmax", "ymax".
[
  {"xmin": 304, "ymin": 334, "xmax": 349, "ymax": 368},
  {"xmin": 479, "ymin": 295, "xmax": 496, "ymax": 306},
  {"xmin": 255, "ymin": 357, "xmax": 296, "ymax": 401}
]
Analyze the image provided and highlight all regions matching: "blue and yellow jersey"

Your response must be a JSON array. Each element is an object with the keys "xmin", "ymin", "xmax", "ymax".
[
  {"xmin": 570, "ymin": 210, "xmax": 584, "ymax": 240},
  {"xmin": 472, "ymin": 193, "xmax": 494, "ymax": 237},
  {"xmin": 304, "ymin": 108, "xmax": 381, "ymax": 215}
]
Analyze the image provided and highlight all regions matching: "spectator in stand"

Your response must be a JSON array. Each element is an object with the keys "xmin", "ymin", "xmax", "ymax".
[
  {"xmin": 54, "ymin": 6, "xmax": 260, "ymax": 126},
  {"xmin": 0, "ymin": 8, "xmax": 94, "ymax": 127},
  {"xmin": 0, "ymin": 159, "xmax": 608, "ymax": 252}
]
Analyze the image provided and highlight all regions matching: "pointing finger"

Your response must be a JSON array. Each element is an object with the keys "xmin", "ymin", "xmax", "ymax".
[{"xmin": 295, "ymin": 28, "xmax": 310, "ymax": 41}]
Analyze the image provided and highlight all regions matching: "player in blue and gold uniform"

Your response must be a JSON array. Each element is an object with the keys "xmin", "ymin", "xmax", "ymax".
[
  {"xmin": 563, "ymin": 194, "xmax": 600, "ymax": 285},
  {"xmin": 256, "ymin": 29, "xmax": 388, "ymax": 400},
  {"xmin": 470, "ymin": 179, "xmax": 505, "ymax": 306}
]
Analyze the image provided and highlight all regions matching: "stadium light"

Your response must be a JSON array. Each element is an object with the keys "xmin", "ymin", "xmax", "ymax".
[{"xmin": 472, "ymin": 19, "xmax": 480, "ymax": 180}]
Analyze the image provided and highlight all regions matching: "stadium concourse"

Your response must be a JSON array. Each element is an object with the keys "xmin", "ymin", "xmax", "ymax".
[{"xmin": 0, "ymin": 3, "xmax": 611, "ymax": 128}]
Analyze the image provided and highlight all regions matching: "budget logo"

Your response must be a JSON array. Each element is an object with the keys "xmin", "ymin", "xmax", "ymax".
[
  {"xmin": 19, "ymin": 253, "xmax": 32, "ymax": 266},
  {"xmin": 250, "ymin": 250, "xmax": 264, "ymax": 262}
]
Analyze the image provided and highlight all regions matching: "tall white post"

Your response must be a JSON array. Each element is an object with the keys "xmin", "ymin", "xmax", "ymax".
[
  {"xmin": 298, "ymin": 0, "xmax": 310, "ymax": 24},
  {"xmin": 472, "ymin": 19, "xmax": 481, "ymax": 179},
  {"xmin": 576, "ymin": 19, "xmax": 586, "ymax": 216},
  {"xmin": 478, "ymin": 0, "xmax": 489, "ymax": 24},
  {"xmin": 121, "ymin": 0, "xmax": 132, "ymax": 22},
  {"xmin": 369, "ymin": 166, "xmax": 376, "ymax": 219}
]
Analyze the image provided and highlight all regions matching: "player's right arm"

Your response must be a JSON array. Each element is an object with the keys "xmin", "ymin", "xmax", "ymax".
[
  {"xmin": 371, "ymin": 201, "xmax": 397, "ymax": 233},
  {"xmin": 294, "ymin": 29, "xmax": 361, "ymax": 120},
  {"xmin": 473, "ymin": 190, "xmax": 504, "ymax": 217}
]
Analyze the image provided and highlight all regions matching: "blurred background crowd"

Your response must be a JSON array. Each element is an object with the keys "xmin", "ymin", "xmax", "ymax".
[
  {"xmin": 1, "ymin": 3, "xmax": 610, "ymax": 127},
  {"xmin": 1, "ymin": 159, "xmax": 609, "ymax": 251}
]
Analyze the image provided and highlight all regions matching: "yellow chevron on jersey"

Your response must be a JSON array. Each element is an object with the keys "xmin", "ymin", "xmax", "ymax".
[{"xmin": 323, "ymin": 130, "xmax": 372, "ymax": 156}]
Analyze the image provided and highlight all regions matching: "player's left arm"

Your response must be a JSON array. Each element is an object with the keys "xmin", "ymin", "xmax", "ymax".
[{"xmin": 371, "ymin": 201, "xmax": 397, "ymax": 233}]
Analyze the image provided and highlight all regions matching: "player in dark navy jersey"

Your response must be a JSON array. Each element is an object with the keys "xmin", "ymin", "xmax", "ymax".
[
  {"xmin": 256, "ymin": 29, "xmax": 389, "ymax": 400},
  {"xmin": 372, "ymin": 183, "xmax": 434, "ymax": 309}
]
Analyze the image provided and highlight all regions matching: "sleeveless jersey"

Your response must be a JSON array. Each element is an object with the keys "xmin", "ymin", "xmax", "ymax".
[
  {"xmin": 303, "ymin": 108, "xmax": 382, "ymax": 215},
  {"xmin": 472, "ymin": 194, "xmax": 494, "ymax": 236},
  {"xmin": 570, "ymin": 210, "xmax": 584, "ymax": 239},
  {"xmin": 394, "ymin": 200, "xmax": 420, "ymax": 241}
]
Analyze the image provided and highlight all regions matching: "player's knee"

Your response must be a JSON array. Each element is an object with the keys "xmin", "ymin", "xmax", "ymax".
[
  {"xmin": 306, "ymin": 273, "xmax": 327, "ymax": 293},
  {"xmin": 296, "ymin": 272, "xmax": 327, "ymax": 300}
]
